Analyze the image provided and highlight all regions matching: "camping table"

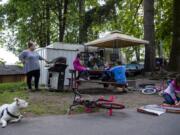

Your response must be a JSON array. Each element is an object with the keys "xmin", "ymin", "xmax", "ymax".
[
  {"xmin": 88, "ymin": 70, "xmax": 104, "ymax": 79},
  {"xmin": 68, "ymin": 69, "xmax": 136, "ymax": 91},
  {"xmin": 67, "ymin": 69, "xmax": 104, "ymax": 89},
  {"xmin": 68, "ymin": 69, "xmax": 131, "ymax": 91},
  {"xmin": 68, "ymin": 69, "xmax": 105, "ymax": 89}
]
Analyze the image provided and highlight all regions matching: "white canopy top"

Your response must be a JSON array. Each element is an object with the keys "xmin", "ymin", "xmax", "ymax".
[{"xmin": 85, "ymin": 31, "xmax": 149, "ymax": 48}]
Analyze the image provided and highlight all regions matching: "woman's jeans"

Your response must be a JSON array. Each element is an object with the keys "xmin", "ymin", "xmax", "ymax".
[
  {"xmin": 163, "ymin": 93, "xmax": 180, "ymax": 105},
  {"xmin": 26, "ymin": 70, "xmax": 40, "ymax": 89}
]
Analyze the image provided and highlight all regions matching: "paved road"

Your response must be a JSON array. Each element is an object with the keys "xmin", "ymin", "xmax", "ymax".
[{"xmin": 0, "ymin": 109, "xmax": 179, "ymax": 135}]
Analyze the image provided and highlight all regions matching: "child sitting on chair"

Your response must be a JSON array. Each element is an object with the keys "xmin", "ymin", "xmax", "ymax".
[{"xmin": 162, "ymin": 74, "xmax": 180, "ymax": 106}]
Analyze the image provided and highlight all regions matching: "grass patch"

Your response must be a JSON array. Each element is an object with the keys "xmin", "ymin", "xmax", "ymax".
[
  {"xmin": 0, "ymin": 82, "xmax": 26, "ymax": 92},
  {"xmin": 25, "ymin": 93, "xmax": 71, "ymax": 115},
  {"xmin": 0, "ymin": 82, "xmax": 28, "ymax": 106},
  {"xmin": 0, "ymin": 82, "xmax": 73, "ymax": 116},
  {"xmin": 0, "ymin": 90, "xmax": 28, "ymax": 104}
]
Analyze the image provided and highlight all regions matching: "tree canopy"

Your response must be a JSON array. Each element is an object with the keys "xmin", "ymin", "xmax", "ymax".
[{"xmin": 0, "ymin": 0, "xmax": 175, "ymax": 70}]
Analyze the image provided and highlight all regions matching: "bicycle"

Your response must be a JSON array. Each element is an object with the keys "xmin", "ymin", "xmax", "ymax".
[
  {"xmin": 140, "ymin": 77, "xmax": 172, "ymax": 95},
  {"xmin": 68, "ymin": 89, "xmax": 125, "ymax": 116}
]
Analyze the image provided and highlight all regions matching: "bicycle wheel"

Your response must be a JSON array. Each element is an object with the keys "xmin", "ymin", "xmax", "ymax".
[
  {"xmin": 141, "ymin": 88, "xmax": 157, "ymax": 95},
  {"xmin": 97, "ymin": 102, "xmax": 125, "ymax": 109},
  {"xmin": 97, "ymin": 98, "xmax": 113, "ymax": 102}
]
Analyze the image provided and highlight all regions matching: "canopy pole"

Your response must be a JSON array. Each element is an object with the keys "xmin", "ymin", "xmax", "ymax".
[{"xmin": 112, "ymin": 40, "xmax": 119, "ymax": 64}]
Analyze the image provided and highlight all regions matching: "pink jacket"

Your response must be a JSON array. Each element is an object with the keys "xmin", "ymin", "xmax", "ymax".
[
  {"xmin": 172, "ymin": 80, "xmax": 180, "ymax": 93},
  {"xmin": 73, "ymin": 58, "xmax": 86, "ymax": 72},
  {"xmin": 164, "ymin": 80, "xmax": 180, "ymax": 101}
]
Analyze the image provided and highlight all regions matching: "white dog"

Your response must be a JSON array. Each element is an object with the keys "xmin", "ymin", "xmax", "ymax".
[{"xmin": 0, "ymin": 98, "xmax": 28, "ymax": 128}]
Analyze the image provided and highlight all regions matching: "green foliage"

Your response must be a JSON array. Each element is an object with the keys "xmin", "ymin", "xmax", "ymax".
[
  {"xmin": 0, "ymin": 0, "xmax": 173, "ymax": 61},
  {"xmin": 15, "ymin": 61, "xmax": 23, "ymax": 67},
  {"xmin": 0, "ymin": 58, "xmax": 6, "ymax": 65},
  {"xmin": 154, "ymin": 0, "xmax": 173, "ymax": 59}
]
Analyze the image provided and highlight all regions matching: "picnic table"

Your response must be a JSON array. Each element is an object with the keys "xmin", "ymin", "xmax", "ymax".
[
  {"xmin": 67, "ymin": 69, "xmax": 104, "ymax": 89},
  {"xmin": 88, "ymin": 70, "xmax": 103, "ymax": 79},
  {"xmin": 67, "ymin": 69, "xmax": 132, "ymax": 91}
]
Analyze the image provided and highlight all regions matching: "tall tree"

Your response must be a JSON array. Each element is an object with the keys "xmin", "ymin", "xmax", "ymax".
[
  {"xmin": 55, "ymin": 0, "xmax": 69, "ymax": 42},
  {"xmin": 144, "ymin": 0, "xmax": 156, "ymax": 72},
  {"xmin": 45, "ymin": 0, "xmax": 51, "ymax": 45},
  {"xmin": 79, "ymin": 0, "xmax": 116, "ymax": 43},
  {"xmin": 168, "ymin": 0, "xmax": 180, "ymax": 72},
  {"xmin": 78, "ymin": 0, "xmax": 85, "ymax": 44},
  {"xmin": 0, "ymin": 0, "xmax": 174, "ymax": 59}
]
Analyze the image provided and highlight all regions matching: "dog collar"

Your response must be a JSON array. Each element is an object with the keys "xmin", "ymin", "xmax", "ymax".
[
  {"xmin": 0, "ymin": 109, "xmax": 5, "ymax": 118},
  {"xmin": 6, "ymin": 108, "xmax": 20, "ymax": 119}
]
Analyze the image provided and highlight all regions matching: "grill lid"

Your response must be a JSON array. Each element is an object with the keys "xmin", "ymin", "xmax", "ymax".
[
  {"xmin": 45, "ymin": 57, "xmax": 67, "ymax": 71},
  {"xmin": 50, "ymin": 57, "xmax": 66, "ymax": 64}
]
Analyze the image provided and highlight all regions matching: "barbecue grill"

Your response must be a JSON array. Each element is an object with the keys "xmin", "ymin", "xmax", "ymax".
[{"xmin": 46, "ymin": 57, "xmax": 67, "ymax": 91}]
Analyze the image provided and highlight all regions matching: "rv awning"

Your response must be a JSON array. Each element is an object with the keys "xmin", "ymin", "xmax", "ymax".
[{"xmin": 85, "ymin": 31, "xmax": 149, "ymax": 48}]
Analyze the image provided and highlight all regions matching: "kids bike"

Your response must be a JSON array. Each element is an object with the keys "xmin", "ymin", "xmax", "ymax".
[{"xmin": 68, "ymin": 89, "xmax": 125, "ymax": 116}]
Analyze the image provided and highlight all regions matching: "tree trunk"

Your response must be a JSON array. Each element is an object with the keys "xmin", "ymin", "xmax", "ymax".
[
  {"xmin": 134, "ymin": 47, "xmax": 140, "ymax": 62},
  {"xmin": 57, "ymin": 0, "xmax": 62, "ymax": 42},
  {"xmin": 168, "ymin": 0, "xmax": 180, "ymax": 72},
  {"xmin": 56, "ymin": 0, "xmax": 68, "ymax": 42},
  {"xmin": 46, "ymin": 0, "xmax": 50, "ymax": 46},
  {"xmin": 144, "ymin": 0, "xmax": 156, "ymax": 72},
  {"xmin": 78, "ymin": 0, "xmax": 85, "ymax": 44},
  {"xmin": 39, "ymin": 2, "xmax": 46, "ymax": 47},
  {"xmin": 59, "ymin": 0, "xmax": 68, "ymax": 42},
  {"xmin": 78, "ymin": 0, "xmax": 116, "ymax": 43}
]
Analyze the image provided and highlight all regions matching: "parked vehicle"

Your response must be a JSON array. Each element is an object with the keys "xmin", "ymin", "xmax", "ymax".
[{"xmin": 125, "ymin": 63, "xmax": 144, "ymax": 76}]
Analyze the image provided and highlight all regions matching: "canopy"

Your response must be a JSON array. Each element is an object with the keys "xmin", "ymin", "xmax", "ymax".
[{"xmin": 85, "ymin": 31, "xmax": 149, "ymax": 48}]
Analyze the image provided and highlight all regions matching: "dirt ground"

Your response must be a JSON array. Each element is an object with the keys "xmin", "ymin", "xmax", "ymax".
[
  {"xmin": 25, "ymin": 90, "xmax": 162, "ymax": 117},
  {"xmin": 20, "ymin": 78, "xmax": 165, "ymax": 117}
]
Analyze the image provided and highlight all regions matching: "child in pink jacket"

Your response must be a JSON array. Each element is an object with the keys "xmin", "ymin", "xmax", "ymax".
[
  {"xmin": 73, "ymin": 54, "xmax": 89, "ymax": 80},
  {"xmin": 163, "ymin": 74, "xmax": 180, "ymax": 105}
]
